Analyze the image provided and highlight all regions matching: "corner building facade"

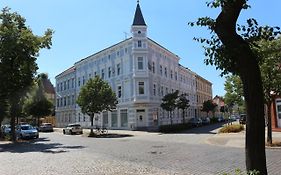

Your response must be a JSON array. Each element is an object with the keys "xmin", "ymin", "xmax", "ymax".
[{"xmin": 55, "ymin": 3, "xmax": 212, "ymax": 130}]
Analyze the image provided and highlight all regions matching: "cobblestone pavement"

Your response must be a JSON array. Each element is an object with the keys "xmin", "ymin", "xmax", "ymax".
[{"xmin": 0, "ymin": 124, "xmax": 280, "ymax": 175}]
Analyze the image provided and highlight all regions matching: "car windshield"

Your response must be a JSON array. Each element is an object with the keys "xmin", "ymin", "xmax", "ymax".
[
  {"xmin": 69, "ymin": 124, "xmax": 81, "ymax": 127},
  {"xmin": 21, "ymin": 125, "xmax": 33, "ymax": 130},
  {"xmin": 43, "ymin": 124, "xmax": 52, "ymax": 126}
]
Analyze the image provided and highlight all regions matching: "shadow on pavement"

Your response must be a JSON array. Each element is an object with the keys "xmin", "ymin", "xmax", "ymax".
[
  {"xmin": 0, "ymin": 137, "xmax": 85, "ymax": 154},
  {"xmin": 179, "ymin": 122, "xmax": 227, "ymax": 134},
  {"xmin": 87, "ymin": 133, "xmax": 134, "ymax": 139}
]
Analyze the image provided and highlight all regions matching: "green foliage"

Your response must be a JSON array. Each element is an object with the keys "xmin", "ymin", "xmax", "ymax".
[
  {"xmin": 177, "ymin": 93, "xmax": 190, "ymax": 111},
  {"xmin": 224, "ymin": 75, "xmax": 244, "ymax": 107},
  {"xmin": 0, "ymin": 7, "xmax": 53, "ymax": 140},
  {"xmin": 161, "ymin": 90, "xmax": 179, "ymax": 112},
  {"xmin": 201, "ymin": 100, "xmax": 217, "ymax": 116},
  {"xmin": 219, "ymin": 124, "xmax": 244, "ymax": 133},
  {"xmin": 77, "ymin": 76, "xmax": 117, "ymax": 117},
  {"xmin": 189, "ymin": 7, "xmax": 280, "ymax": 76},
  {"xmin": 23, "ymin": 75, "xmax": 53, "ymax": 126},
  {"xmin": 221, "ymin": 168, "xmax": 259, "ymax": 175}
]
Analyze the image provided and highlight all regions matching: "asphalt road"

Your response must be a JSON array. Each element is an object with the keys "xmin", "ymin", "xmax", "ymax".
[{"xmin": 0, "ymin": 123, "xmax": 280, "ymax": 175}]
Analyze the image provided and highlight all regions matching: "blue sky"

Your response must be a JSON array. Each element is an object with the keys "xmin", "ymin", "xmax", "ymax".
[{"xmin": 1, "ymin": 0, "xmax": 281, "ymax": 96}]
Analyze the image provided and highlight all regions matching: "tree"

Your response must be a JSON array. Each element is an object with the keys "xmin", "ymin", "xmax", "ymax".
[
  {"xmin": 254, "ymin": 38, "xmax": 281, "ymax": 145},
  {"xmin": 189, "ymin": 1, "xmax": 280, "ymax": 173},
  {"xmin": 24, "ymin": 74, "xmax": 54, "ymax": 127},
  {"xmin": 224, "ymin": 75, "xmax": 244, "ymax": 111},
  {"xmin": 161, "ymin": 90, "xmax": 179, "ymax": 125},
  {"xmin": 201, "ymin": 100, "xmax": 217, "ymax": 117},
  {"xmin": 76, "ymin": 76, "xmax": 117, "ymax": 134},
  {"xmin": 0, "ymin": 7, "xmax": 53, "ymax": 141},
  {"xmin": 176, "ymin": 93, "xmax": 190, "ymax": 123}
]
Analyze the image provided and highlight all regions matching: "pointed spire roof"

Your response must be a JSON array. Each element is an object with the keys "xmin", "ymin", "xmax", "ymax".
[{"xmin": 132, "ymin": 2, "xmax": 146, "ymax": 26}]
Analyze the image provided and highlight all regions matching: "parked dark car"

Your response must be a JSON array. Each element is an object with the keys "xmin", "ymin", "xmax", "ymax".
[
  {"xmin": 188, "ymin": 118, "xmax": 203, "ymax": 127},
  {"xmin": 201, "ymin": 117, "xmax": 210, "ymax": 125},
  {"xmin": 39, "ymin": 123, "xmax": 54, "ymax": 132},
  {"xmin": 239, "ymin": 114, "xmax": 247, "ymax": 124}
]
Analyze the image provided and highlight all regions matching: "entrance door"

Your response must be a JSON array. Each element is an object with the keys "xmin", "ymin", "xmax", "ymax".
[
  {"xmin": 275, "ymin": 100, "xmax": 281, "ymax": 127},
  {"xmin": 136, "ymin": 109, "xmax": 146, "ymax": 127}
]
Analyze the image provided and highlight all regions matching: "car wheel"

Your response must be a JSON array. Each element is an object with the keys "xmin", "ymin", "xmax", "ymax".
[
  {"xmin": 70, "ymin": 130, "xmax": 73, "ymax": 135},
  {"xmin": 35, "ymin": 135, "xmax": 39, "ymax": 139},
  {"xmin": 63, "ymin": 130, "xmax": 65, "ymax": 134}
]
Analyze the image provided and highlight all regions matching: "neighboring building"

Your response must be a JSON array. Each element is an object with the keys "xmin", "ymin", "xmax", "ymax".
[
  {"xmin": 270, "ymin": 96, "xmax": 281, "ymax": 131},
  {"xmin": 213, "ymin": 95, "xmax": 225, "ymax": 117},
  {"xmin": 55, "ymin": 2, "xmax": 211, "ymax": 129},
  {"xmin": 195, "ymin": 74, "xmax": 213, "ymax": 118}
]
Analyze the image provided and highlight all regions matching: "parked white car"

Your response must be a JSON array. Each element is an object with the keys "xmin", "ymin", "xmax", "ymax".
[{"xmin": 63, "ymin": 124, "xmax": 83, "ymax": 135}]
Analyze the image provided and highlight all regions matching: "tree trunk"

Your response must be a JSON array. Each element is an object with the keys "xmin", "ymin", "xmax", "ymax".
[
  {"xmin": 182, "ymin": 109, "xmax": 185, "ymax": 124},
  {"xmin": 10, "ymin": 115, "xmax": 16, "ymax": 142},
  {"xmin": 214, "ymin": 0, "xmax": 267, "ymax": 174},
  {"xmin": 90, "ymin": 115, "xmax": 94, "ymax": 134},
  {"xmin": 37, "ymin": 116, "xmax": 40, "ymax": 127},
  {"xmin": 170, "ymin": 111, "xmax": 173, "ymax": 125},
  {"xmin": 267, "ymin": 102, "xmax": 272, "ymax": 145}
]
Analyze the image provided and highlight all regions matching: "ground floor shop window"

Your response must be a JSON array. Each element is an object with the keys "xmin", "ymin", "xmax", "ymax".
[
  {"xmin": 111, "ymin": 110, "xmax": 117, "ymax": 127},
  {"xmin": 103, "ymin": 111, "xmax": 108, "ymax": 127},
  {"xmin": 121, "ymin": 109, "xmax": 128, "ymax": 127}
]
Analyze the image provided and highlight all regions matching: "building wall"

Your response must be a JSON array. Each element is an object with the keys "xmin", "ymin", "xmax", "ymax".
[{"xmin": 195, "ymin": 75, "xmax": 213, "ymax": 118}]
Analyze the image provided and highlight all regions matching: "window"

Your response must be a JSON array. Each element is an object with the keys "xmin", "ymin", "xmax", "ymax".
[
  {"xmin": 117, "ymin": 64, "xmax": 121, "ymax": 75},
  {"xmin": 64, "ymin": 97, "xmax": 66, "ymax": 106},
  {"xmin": 111, "ymin": 110, "xmax": 118, "ymax": 127},
  {"xmin": 153, "ymin": 84, "xmax": 156, "ymax": 96},
  {"xmin": 164, "ymin": 67, "xmax": 167, "ymax": 77},
  {"xmin": 120, "ymin": 109, "xmax": 128, "ymax": 127},
  {"xmin": 160, "ymin": 65, "xmax": 163, "ymax": 75},
  {"xmin": 137, "ymin": 57, "xmax": 144, "ymax": 70},
  {"xmin": 67, "ymin": 80, "xmax": 70, "ymax": 89},
  {"xmin": 161, "ymin": 86, "xmax": 164, "ymax": 96},
  {"xmin": 108, "ymin": 67, "xmax": 111, "ymax": 78},
  {"xmin": 152, "ymin": 62, "xmax": 155, "ymax": 73},
  {"xmin": 138, "ymin": 40, "xmax": 142, "ymax": 47},
  {"xmin": 64, "ymin": 81, "xmax": 66, "ymax": 90},
  {"xmin": 57, "ymin": 99, "xmax": 59, "ymax": 107},
  {"xmin": 67, "ymin": 96, "xmax": 70, "ymax": 106},
  {"xmin": 175, "ymin": 72, "xmax": 178, "ymax": 81},
  {"xmin": 60, "ymin": 82, "xmax": 63, "ymax": 91},
  {"xmin": 72, "ymin": 78, "xmax": 75, "ymax": 88},
  {"xmin": 72, "ymin": 95, "xmax": 75, "ymax": 105},
  {"xmin": 170, "ymin": 70, "xmax": 173, "ymax": 79},
  {"xmin": 101, "ymin": 69, "xmax": 105, "ymax": 79},
  {"xmin": 94, "ymin": 71, "xmax": 97, "ymax": 77},
  {"xmin": 57, "ymin": 84, "xmax": 59, "ymax": 92},
  {"xmin": 118, "ymin": 86, "xmax": 122, "ymax": 98},
  {"xmin": 78, "ymin": 113, "xmax": 80, "ymax": 122},
  {"xmin": 82, "ymin": 76, "xmax": 85, "ymax": 85},
  {"xmin": 138, "ymin": 82, "xmax": 144, "ymax": 95},
  {"xmin": 60, "ymin": 98, "xmax": 63, "ymax": 107},
  {"xmin": 103, "ymin": 111, "xmax": 108, "ymax": 127},
  {"xmin": 83, "ymin": 115, "xmax": 86, "ymax": 122},
  {"xmin": 78, "ymin": 77, "xmax": 81, "ymax": 87},
  {"xmin": 89, "ymin": 73, "xmax": 92, "ymax": 79},
  {"xmin": 166, "ymin": 87, "xmax": 168, "ymax": 95}
]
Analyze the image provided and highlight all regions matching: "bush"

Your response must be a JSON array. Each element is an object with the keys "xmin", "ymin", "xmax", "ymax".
[
  {"xmin": 219, "ymin": 124, "xmax": 244, "ymax": 133},
  {"xmin": 159, "ymin": 123, "xmax": 192, "ymax": 133},
  {"xmin": 210, "ymin": 117, "xmax": 218, "ymax": 123}
]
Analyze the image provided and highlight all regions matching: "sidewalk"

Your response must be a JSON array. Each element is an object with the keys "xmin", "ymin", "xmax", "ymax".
[{"xmin": 206, "ymin": 130, "xmax": 281, "ymax": 148}]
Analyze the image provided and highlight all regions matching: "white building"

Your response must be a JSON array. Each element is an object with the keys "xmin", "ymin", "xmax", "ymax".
[{"xmin": 55, "ymin": 3, "xmax": 210, "ymax": 130}]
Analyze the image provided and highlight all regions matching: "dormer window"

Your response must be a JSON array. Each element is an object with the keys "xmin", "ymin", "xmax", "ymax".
[{"xmin": 138, "ymin": 31, "xmax": 141, "ymax": 34}]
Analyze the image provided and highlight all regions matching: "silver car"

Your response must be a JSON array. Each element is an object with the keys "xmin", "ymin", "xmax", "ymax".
[
  {"xmin": 17, "ymin": 124, "xmax": 39, "ymax": 139},
  {"xmin": 39, "ymin": 123, "xmax": 54, "ymax": 132},
  {"xmin": 63, "ymin": 124, "xmax": 83, "ymax": 135}
]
